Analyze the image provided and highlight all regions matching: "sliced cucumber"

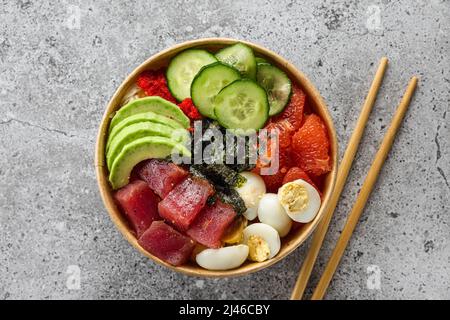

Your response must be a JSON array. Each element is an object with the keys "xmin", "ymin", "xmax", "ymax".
[
  {"xmin": 191, "ymin": 62, "xmax": 241, "ymax": 119},
  {"xmin": 166, "ymin": 49, "xmax": 217, "ymax": 101},
  {"xmin": 255, "ymin": 57, "xmax": 270, "ymax": 66},
  {"xmin": 213, "ymin": 79, "xmax": 269, "ymax": 130},
  {"xmin": 256, "ymin": 64, "xmax": 292, "ymax": 116},
  {"xmin": 216, "ymin": 43, "xmax": 257, "ymax": 80}
]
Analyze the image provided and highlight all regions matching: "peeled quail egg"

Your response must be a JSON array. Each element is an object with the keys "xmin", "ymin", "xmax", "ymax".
[
  {"xmin": 278, "ymin": 179, "xmax": 321, "ymax": 223},
  {"xmin": 243, "ymin": 223, "xmax": 281, "ymax": 261},
  {"xmin": 235, "ymin": 172, "xmax": 266, "ymax": 221},
  {"xmin": 257, "ymin": 193, "xmax": 292, "ymax": 237},
  {"xmin": 195, "ymin": 245, "xmax": 249, "ymax": 270}
]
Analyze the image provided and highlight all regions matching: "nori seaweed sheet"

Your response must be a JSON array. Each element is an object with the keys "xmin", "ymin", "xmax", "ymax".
[
  {"xmin": 189, "ymin": 165, "xmax": 209, "ymax": 181},
  {"xmin": 190, "ymin": 164, "xmax": 244, "ymax": 187},
  {"xmin": 215, "ymin": 186, "xmax": 246, "ymax": 215},
  {"xmin": 186, "ymin": 119, "xmax": 253, "ymax": 215},
  {"xmin": 189, "ymin": 119, "xmax": 256, "ymax": 171},
  {"xmin": 189, "ymin": 165, "xmax": 247, "ymax": 215},
  {"xmin": 205, "ymin": 186, "xmax": 246, "ymax": 216},
  {"xmin": 225, "ymin": 133, "xmax": 257, "ymax": 172}
]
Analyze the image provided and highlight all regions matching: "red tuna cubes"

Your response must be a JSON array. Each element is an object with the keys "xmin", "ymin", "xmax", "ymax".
[
  {"xmin": 158, "ymin": 176, "xmax": 214, "ymax": 231},
  {"xmin": 138, "ymin": 159, "xmax": 189, "ymax": 198},
  {"xmin": 138, "ymin": 221, "xmax": 195, "ymax": 266},
  {"xmin": 187, "ymin": 200, "xmax": 237, "ymax": 248},
  {"xmin": 114, "ymin": 180, "xmax": 160, "ymax": 238}
]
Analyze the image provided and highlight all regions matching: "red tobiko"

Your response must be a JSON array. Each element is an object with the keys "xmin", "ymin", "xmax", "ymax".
[
  {"xmin": 136, "ymin": 70, "xmax": 177, "ymax": 103},
  {"xmin": 178, "ymin": 98, "xmax": 203, "ymax": 121}
]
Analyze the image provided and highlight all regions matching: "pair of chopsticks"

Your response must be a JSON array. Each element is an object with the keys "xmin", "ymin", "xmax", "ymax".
[{"xmin": 290, "ymin": 57, "xmax": 418, "ymax": 300}]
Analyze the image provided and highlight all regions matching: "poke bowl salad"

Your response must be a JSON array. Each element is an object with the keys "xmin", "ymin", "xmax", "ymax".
[{"xmin": 97, "ymin": 39, "xmax": 337, "ymax": 276}]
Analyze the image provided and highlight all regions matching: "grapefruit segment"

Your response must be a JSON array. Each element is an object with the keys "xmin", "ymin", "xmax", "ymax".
[{"xmin": 292, "ymin": 114, "xmax": 331, "ymax": 176}]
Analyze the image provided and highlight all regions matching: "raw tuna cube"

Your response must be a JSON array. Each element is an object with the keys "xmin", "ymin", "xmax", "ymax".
[
  {"xmin": 114, "ymin": 180, "xmax": 160, "ymax": 238},
  {"xmin": 138, "ymin": 221, "xmax": 195, "ymax": 266},
  {"xmin": 187, "ymin": 200, "xmax": 237, "ymax": 248},
  {"xmin": 138, "ymin": 159, "xmax": 189, "ymax": 198},
  {"xmin": 158, "ymin": 176, "xmax": 214, "ymax": 231}
]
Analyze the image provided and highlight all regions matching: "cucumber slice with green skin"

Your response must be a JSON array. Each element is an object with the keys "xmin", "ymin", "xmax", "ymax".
[
  {"xmin": 109, "ymin": 96, "xmax": 190, "ymax": 132},
  {"xmin": 109, "ymin": 136, "xmax": 191, "ymax": 190},
  {"xmin": 255, "ymin": 57, "xmax": 269, "ymax": 66},
  {"xmin": 256, "ymin": 64, "xmax": 292, "ymax": 116},
  {"xmin": 166, "ymin": 49, "xmax": 217, "ymax": 101},
  {"xmin": 106, "ymin": 111, "xmax": 185, "ymax": 152},
  {"xmin": 191, "ymin": 62, "xmax": 241, "ymax": 119},
  {"xmin": 213, "ymin": 79, "xmax": 269, "ymax": 130},
  {"xmin": 106, "ymin": 122, "xmax": 189, "ymax": 170},
  {"xmin": 216, "ymin": 43, "xmax": 257, "ymax": 80}
]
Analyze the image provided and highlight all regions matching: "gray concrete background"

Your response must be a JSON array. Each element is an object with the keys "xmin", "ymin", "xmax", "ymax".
[{"xmin": 0, "ymin": 0, "xmax": 449, "ymax": 300}]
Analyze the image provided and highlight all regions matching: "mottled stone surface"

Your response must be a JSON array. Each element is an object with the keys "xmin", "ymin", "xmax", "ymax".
[{"xmin": 0, "ymin": 0, "xmax": 449, "ymax": 300}]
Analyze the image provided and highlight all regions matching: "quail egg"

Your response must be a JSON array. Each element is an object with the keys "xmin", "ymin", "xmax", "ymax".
[
  {"xmin": 235, "ymin": 172, "xmax": 266, "ymax": 221},
  {"xmin": 278, "ymin": 179, "xmax": 321, "ymax": 223},
  {"xmin": 243, "ymin": 223, "xmax": 281, "ymax": 262},
  {"xmin": 195, "ymin": 245, "xmax": 249, "ymax": 270},
  {"xmin": 257, "ymin": 193, "xmax": 292, "ymax": 237}
]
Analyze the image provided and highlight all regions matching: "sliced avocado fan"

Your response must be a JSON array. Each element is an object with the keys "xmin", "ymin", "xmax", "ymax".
[
  {"xmin": 108, "ymin": 96, "xmax": 190, "ymax": 132},
  {"xmin": 106, "ymin": 111, "xmax": 185, "ymax": 152},
  {"xmin": 109, "ymin": 136, "xmax": 191, "ymax": 190},
  {"xmin": 106, "ymin": 122, "xmax": 190, "ymax": 170}
]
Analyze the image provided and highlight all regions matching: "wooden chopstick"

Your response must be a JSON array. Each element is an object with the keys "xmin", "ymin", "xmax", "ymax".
[
  {"xmin": 311, "ymin": 76, "xmax": 418, "ymax": 300},
  {"xmin": 290, "ymin": 57, "xmax": 389, "ymax": 300}
]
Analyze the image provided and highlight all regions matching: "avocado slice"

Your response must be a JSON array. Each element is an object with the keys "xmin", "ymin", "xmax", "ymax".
[
  {"xmin": 109, "ymin": 136, "xmax": 191, "ymax": 190},
  {"xmin": 106, "ymin": 111, "xmax": 185, "ymax": 152},
  {"xmin": 106, "ymin": 122, "xmax": 190, "ymax": 170},
  {"xmin": 109, "ymin": 97, "xmax": 190, "ymax": 132}
]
